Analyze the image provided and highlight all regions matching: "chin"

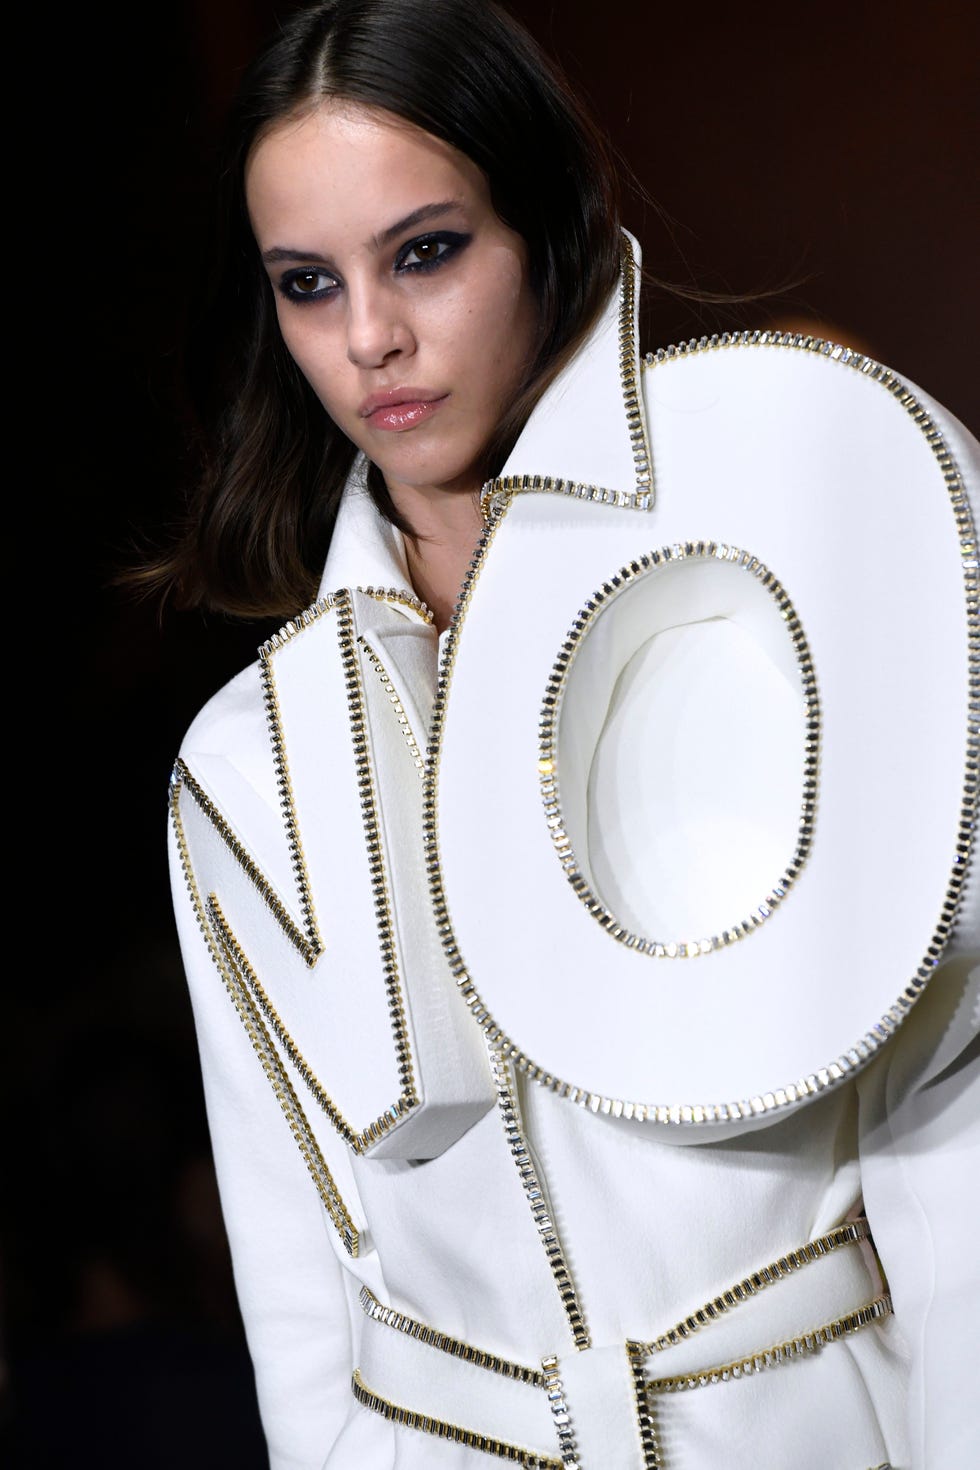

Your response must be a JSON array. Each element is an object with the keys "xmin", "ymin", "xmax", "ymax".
[{"xmin": 375, "ymin": 453, "xmax": 484, "ymax": 500}]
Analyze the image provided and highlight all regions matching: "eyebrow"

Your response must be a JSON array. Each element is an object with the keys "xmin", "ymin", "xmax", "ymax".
[
  {"xmin": 373, "ymin": 200, "xmax": 462, "ymax": 248},
  {"xmin": 260, "ymin": 199, "xmax": 464, "ymax": 264}
]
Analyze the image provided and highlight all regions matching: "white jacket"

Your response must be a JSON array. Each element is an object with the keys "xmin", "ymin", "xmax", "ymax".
[{"xmin": 169, "ymin": 234, "xmax": 980, "ymax": 1470}]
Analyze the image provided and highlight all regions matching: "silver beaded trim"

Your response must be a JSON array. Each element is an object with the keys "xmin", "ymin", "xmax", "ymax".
[
  {"xmin": 537, "ymin": 540, "xmax": 818, "ymax": 958},
  {"xmin": 358, "ymin": 1285, "xmax": 544, "ymax": 1385},
  {"xmin": 351, "ymin": 1369, "xmax": 561, "ymax": 1468},
  {"xmin": 480, "ymin": 233, "xmax": 652, "ymax": 519},
  {"xmin": 644, "ymin": 1294, "xmax": 893, "ymax": 1394},
  {"xmin": 426, "ymin": 325, "xmax": 978, "ymax": 1127},
  {"xmin": 357, "ymin": 636, "xmax": 427, "ymax": 777},
  {"xmin": 640, "ymin": 1218, "xmax": 872, "ymax": 1355},
  {"xmin": 490, "ymin": 1049, "xmax": 592, "ymax": 1351},
  {"xmin": 169, "ymin": 770, "xmax": 359, "ymax": 1254},
  {"xmin": 541, "ymin": 1356, "xmax": 582, "ymax": 1469}
]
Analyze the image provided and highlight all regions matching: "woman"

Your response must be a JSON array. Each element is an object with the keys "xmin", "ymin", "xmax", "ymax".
[{"xmin": 149, "ymin": 1, "xmax": 979, "ymax": 1466}]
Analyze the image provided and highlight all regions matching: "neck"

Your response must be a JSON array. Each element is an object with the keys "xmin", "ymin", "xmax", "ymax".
[{"xmin": 391, "ymin": 484, "xmax": 485, "ymax": 634}]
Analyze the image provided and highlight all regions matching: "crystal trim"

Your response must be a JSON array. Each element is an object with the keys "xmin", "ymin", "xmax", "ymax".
[
  {"xmin": 358, "ymin": 1285, "xmax": 544, "ymax": 1385},
  {"xmin": 538, "ymin": 541, "xmax": 818, "ymax": 957},
  {"xmin": 491, "ymin": 1049, "xmax": 591, "ymax": 1351},
  {"xmin": 479, "ymin": 234, "xmax": 652, "ymax": 519},
  {"xmin": 644, "ymin": 1294, "xmax": 893, "ymax": 1393},
  {"xmin": 639, "ymin": 1218, "xmax": 872, "ymax": 1355},
  {"xmin": 424, "ymin": 326, "xmax": 978, "ymax": 1127},
  {"xmin": 169, "ymin": 770, "xmax": 358, "ymax": 1254},
  {"xmin": 358, "ymin": 637, "xmax": 427, "ymax": 777},
  {"xmin": 541, "ymin": 1355, "xmax": 581, "ymax": 1469},
  {"xmin": 351, "ymin": 1370, "xmax": 561, "ymax": 1468}
]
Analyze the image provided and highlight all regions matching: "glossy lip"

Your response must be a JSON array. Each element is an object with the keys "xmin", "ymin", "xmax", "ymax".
[{"xmin": 359, "ymin": 387, "xmax": 445, "ymax": 419}]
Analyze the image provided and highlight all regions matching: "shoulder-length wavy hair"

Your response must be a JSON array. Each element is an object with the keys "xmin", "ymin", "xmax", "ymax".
[{"xmin": 139, "ymin": 0, "xmax": 623, "ymax": 619}]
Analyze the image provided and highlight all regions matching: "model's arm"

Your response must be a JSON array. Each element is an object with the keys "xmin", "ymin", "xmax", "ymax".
[
  {"xmin": 858, "ymin": 387, "xmax": 980, "ymax": 1470},
  {"xmin": 169, "ymin": 817, "xmax": 356, "ymax": 1469},
  {"xmin": 858, "ymin": 954, "xmax": 980, "ymax": 1470}
]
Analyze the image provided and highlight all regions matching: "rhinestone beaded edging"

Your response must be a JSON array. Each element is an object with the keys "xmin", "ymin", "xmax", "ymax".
[
  {"xmin": 425, "ymin": 265, "xmax": 978, "ymax": 1128},
  {"xmin": 537, "ymin": 540, "xmax": 819, "ymax": 958}
]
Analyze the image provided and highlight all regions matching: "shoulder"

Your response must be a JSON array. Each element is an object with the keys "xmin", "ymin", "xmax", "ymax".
[
  {"xmin": 172, "ymin": 655, "xmax": 280, "ymax": 827},
  {"xmin": 170, "ymin": 651, "xmax": 295, "ymax": 897},
  {"xmin": 643, "ymin": 332, "xmax": 974, "ymax": 431},
  {"xmin": 641, "ymin": 335, "xmax": 979, "ymax": 525},
  {"xmin": 176, "ymin": 658, "xmax": 266, "ymax": 766}
]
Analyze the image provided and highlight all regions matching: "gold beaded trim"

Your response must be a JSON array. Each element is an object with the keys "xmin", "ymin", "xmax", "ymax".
[
  {"xmin": 643, "ymin": 330, "xmax": 979, "ymax": 999},
  {"xmin": 173, "ymin": 762, "xmax": 410, "ymax": 1150},
  {"xmin": 349, "ymin": 1225, "xmax": 891, "ymax": 1463},
  {"xmin": 540, "ymin": 1355, "xmax": 581, "ymax": 1469},
  {"xmin": 204, "ymin": 901, "xmax": 359, "ymax": 1253},
  {"xmin": 426, "ymin": 331, "xmax": 978, "ymax": 1127},
  {"xmin": 618, "ymin": 233, "xmax": 653, "ymax": 498},
  {"xmin": 207, "ymin": 900, "xmax": 357, "ymax": 1147},
  {"xmin": 644, "ymin": 329, "xmax": 883, "ymax": 369},
  {"xmin": 626, "ymin": 1341, "xmax": 665, "ymax": 1469},
  {"xmin": 334, "ymin": 589, "xmax": 419, "ymax": 1143},
  {"xmin": 257, "ymin": 592, "xmax": 339, "ymax": 657},
  {"xmin": 490, "ymin": 1049, "xmax": 592, "ymax": 1351},
  {"xmin": 351, "ymin": 1370, "xmax": 561, "ymax": 1468},
  {"xmin": 350, "ymin": 1299, "xmax": 892, "ymax": 1464},
  {"xmin": 537, "ymin": 540, "xmax": 818, "ymax": 958},
  {"xmin": 179, "ymin": 585, "xmax": 422, "ymax": 1155},
  {"xmin": 172, "ymin": 759, "xmax": 320, "ymax": 964},
  {"xmin": 481, "ymin": 471, "xmax": 652, "ymax": 521},
  {"xmin": 644, "ymin": 1293, "xmax": 893, "ymax": 1394},
  {"xmin": 359, "ymin": 583, "xmax": 435, "ymax": 625},
  {"xmin": 480, "ymin": 233, "xmax": 652, "ymax": 520},
  {"xmin": 259, "ymin": 601, "xmax": 336, "ymax": 954},
  {"xmin": 640, "ymin": 1218, "xmax": 872, "ymax": 1355},
  {"xmin": 253, "ymin": 579, "xmax": 429, "ymax": 945},
  {"xmin": 169, "ymin": 769, "xmax": 358, "ymax": 1254},
  {"xmin": 422, "ymin": 492, "xmax": 871, "ymax": 1126},
  {"xmin": 358, "ymin": 1286, "xmax": 544, "ymax": 1386}
]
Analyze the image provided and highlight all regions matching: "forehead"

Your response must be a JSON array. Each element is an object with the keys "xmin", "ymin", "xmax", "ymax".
[{"xmin": 245, "ymin": 100, "xmax": 490, "ymax": 242}]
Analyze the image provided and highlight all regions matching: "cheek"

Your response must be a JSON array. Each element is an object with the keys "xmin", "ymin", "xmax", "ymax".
[
  {"xmin": 437, "ymin": 281, "xmax": 535, "ymax": 423},
  {"xmin": 470, "ymin": 262, "xmax": 536, "ymax": 375},
  {"xmin": 276, "ymin": 312, "xmax": 351, "ymax": 416},
  {"xmin": 480, "ymin": 295, "xmax": 537, "ymax": 385},
  {"xmin": 441, "ymin": 243, "xmax": 532, "ymax": 337}
]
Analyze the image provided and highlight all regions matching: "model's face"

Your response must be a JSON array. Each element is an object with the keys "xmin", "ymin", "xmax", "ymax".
[{"xmin": 246, "ymin": 101, "xmax": 539, "ymax": 514}]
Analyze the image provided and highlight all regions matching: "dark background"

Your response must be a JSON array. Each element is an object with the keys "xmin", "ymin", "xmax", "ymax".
[{"xmin": 6, "ymin": 2, "xmax": 978, "ymax": 1465}]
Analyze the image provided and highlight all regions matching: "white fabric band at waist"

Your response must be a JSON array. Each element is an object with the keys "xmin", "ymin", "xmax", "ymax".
[{"xmin": 352, "ymin": 1219, "xmax": 886, "ymax": 1466}]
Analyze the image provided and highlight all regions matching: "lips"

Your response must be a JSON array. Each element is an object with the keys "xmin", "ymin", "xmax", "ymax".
[{"xmin": 359, "ymin": 388, "xmax": 448, "ymax": 432}]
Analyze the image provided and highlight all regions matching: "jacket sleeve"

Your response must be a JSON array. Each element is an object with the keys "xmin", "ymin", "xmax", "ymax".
[
  {"xmin": 857, "ymin": 954, "xmax": 980, "ymax": 1470},
  {"xmin": 168, "ymin": 811, "xmax": 357, "ymax": 1470},
  {"xmin": 858, "ymin": 386, "xmax": 980, "ymax": 1470}
]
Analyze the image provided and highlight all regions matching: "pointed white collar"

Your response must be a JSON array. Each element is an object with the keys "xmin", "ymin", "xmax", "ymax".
[
  {"xmin": 316, "ymin": 230, "xmax": 652, "ymax": 605},
  {"xmin": 315, "ymin": 455, "xmax": 416, "ymax": 603},
  {"xmin": 497, "ymin": 229, "xmax": 651, "ymax": 502}
]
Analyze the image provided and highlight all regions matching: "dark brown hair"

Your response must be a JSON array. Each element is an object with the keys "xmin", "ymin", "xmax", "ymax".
[{"xmin": 135, "ymin": 0, "xmax": 622, "ymax": 620}]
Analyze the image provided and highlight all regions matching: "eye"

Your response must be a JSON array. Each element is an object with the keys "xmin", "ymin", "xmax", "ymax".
[
  {"xmin": 278, "ymin": 267, "xmax": 338, "ymax": 303},
  {"xmin": 396, "ymin": 231, "xmax": 470, "ymax": 272}
]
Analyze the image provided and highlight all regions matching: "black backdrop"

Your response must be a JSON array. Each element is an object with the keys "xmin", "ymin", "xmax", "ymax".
[{"xmin": 6, "ymin": 2, "xmax": 978, "ymax": 1465}]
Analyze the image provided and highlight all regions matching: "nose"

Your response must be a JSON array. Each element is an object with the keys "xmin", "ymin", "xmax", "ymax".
[{"xmin": 345, "ymin": 280, "xmax": 415, "ymax": 369}]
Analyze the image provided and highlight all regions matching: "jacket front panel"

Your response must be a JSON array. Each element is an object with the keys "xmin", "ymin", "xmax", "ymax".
[{"xmin": 168, "ymin": 235, "xmax": 980, "ymax": 1469}]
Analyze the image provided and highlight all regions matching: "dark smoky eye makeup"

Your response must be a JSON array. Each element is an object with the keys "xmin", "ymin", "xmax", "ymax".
[
  {"xmin": 395, "ymin": 231, "xmax": 472, "ymax": 272},
  {"xmin": 277, "ymin": 266, "xmax": 339, "ymax": 303},
  {"xmin": 273, "ymin": 230, "xmax": 471, "ymax": 302}
]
